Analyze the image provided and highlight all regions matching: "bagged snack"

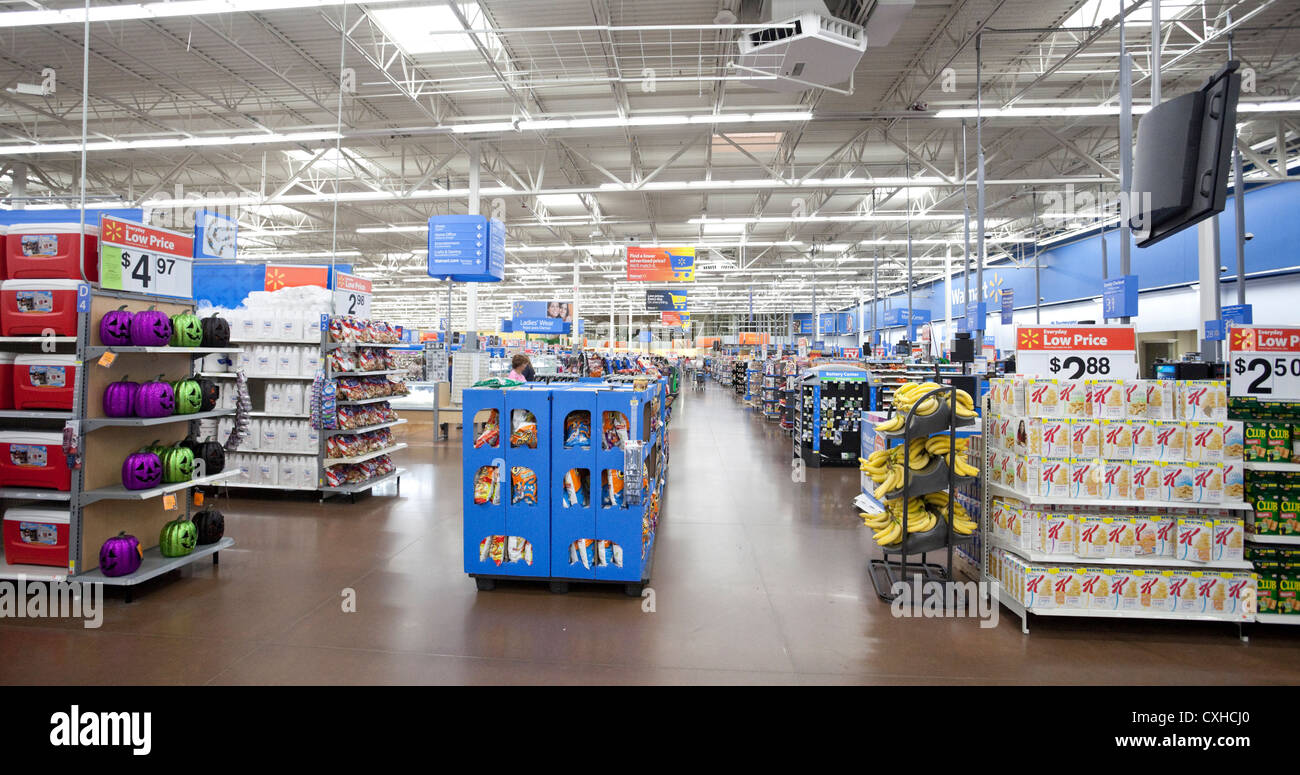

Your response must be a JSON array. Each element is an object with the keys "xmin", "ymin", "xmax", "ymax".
[
  {"xmin": 510, "ymin": 416, "xmax": 538, "ymax": 449},
  {"xmin": 473, "ymin": 465, "xmax": 499, "ymax": 505},
  {"xmin": 489, "ymin": 535, "xmax": 506, "ymax": 566},
  {"xmin": 510, "ymin": 466, "xmax": 538, "ymax": 505},
  {"xmin": 602, "ymin": 469, "xmax": 624, "ymax": 508},
  {"xmin": 478, "ymin": 536, "xmax": 491, "ymax": 562},
  {"xmin": 562, "ymin": 468, "xmax": 589, "ymax": 508},
  {"xmin": 523, "ymin": 540, "xmax": 534, "ymax": 566},
  {"xmin": 507, "ymin": 535, "xmax": 526, "ymax": 563},
  {"xmin": 474, "ymin": 409, "xmax": 500, "ymax": 449},
  {"xmin": 602, "ymin": 411, "xmax": 630, "ymax": 450},
  {"xmin": 564, "ymin": 412, "xmax": 592, "ymax": 448}
]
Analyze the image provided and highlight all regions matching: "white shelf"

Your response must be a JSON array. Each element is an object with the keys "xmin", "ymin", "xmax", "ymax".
[
  {"xmin": 1255, "ymin": 614, "xmax": 1300, "ymax": 625},
  {"xmin": 0, "ymin": 336, "xmax": 77, "ymax": 343},
  {"xmin": 0, "ymin": 409, "xmax": 74, "ymax": 420},
  {"xmin": 234, "ymin": 448, "xmax": 317, "ymax": 456},
  {"xmin": 336, "ymin": 395, "xmax": 402, "ymax": 406},
  {"xmin": 1246, "ymin": 533, "xmax": 1300, "ymax": 545},
  {"xmin": 989, "ymin": 538, "xmax": 1252, "ymax": 570},
  {"xmin": 988, "ymin": 482, "xmax": 1252, "ymax": 512},
  {"xmin": 325, "ymin": 341, "xmax": 399, "ymax": 350},
  {"xmin": 84, "ymin": 345, "xmax": 242, "ymax": 357},
  {"xmin": 321, "ymin": 466, "xmax": 405, "ymax": 493},
  {"xmin": 199, "ymin": 372, "xmax": 315, "ymax": 380},
  {"xmin": 325, "ymin": 443, "xmax": 407, "ymax": 466},
  {"xmin": 1244, "ymin": 461, "xmax": 1300, "ymax": 472},
  {"xmin": 250, "ymin": 411, "xmax": 311, "ymax": 418},
  {"xmin": 230, "ymin": 339, "xmax": 317, "ymax": 345},
  {"xmin": 77, "ymin": 538, "xmax": 233, "ymax": 585},
  {"xmin": 326, "ymin": 418, "xmax": 407, "ymax": 436},
  {"xmin": 0, "ymin": 551, "xmax": 69, "ymax": 581},
  {"xmin": 329, "ymin": 369, "xmax": 404, "ymax": 378},
  {"xmin": 81, "ymin": 469, "xmax": 244, "ymax": 505},
  {"xmin": 0, "ymin": 487, "xmax": 72, "ymax": 501},
  {"xmin": 997, "ymin": 591, "xmax": 1251, "ymax": 625},
  {"xmin": 83, "ymin": 408, "xmax": 234, "ymax": 430},
  {"xmin": 224, "ymin": 481, "xmax": 318, "ymax": 491}
]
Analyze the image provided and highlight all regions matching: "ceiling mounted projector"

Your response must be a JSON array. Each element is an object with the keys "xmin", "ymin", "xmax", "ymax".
[{"xmin": 735, "ymin": 0, "xmax": 868, "ymax": 92}]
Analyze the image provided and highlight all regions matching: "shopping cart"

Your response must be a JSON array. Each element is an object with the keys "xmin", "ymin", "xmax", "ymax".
[{"xmin": 694, "ymin": 370, "xmax": 706, "ymax": 391}]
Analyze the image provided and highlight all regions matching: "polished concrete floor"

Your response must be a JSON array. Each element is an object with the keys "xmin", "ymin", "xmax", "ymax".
[{"xmin": 2, "ymin": 383, "xmax": 1298, "ymax": 685}]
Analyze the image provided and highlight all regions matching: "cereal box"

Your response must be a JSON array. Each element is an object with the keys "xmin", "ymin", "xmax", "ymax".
[
  {"xmin": 1070, "ymin": 419, "xmax": 1101, "ymax": 458},
  {"xmin": 1173, "ymin": 570, "xmax": 1202, "ymax": 613},
  {"xmin": 1100, "ymin": 420, "xmax": 1132, "ymax": 459},
  {"xmin": 1130, "ymin": 420, "xmax": 1157, "ymax": 462},
  {"xmin": 1027, "ymin": 379, "xmax": 1063, "ymax": 418},
  {"xmin": 1069, "ymin": 458, "xmax": 1102, "ymax": 499},
  {"xmin": 1059, "ymin": 380, "xmax": 1090, "ymax": 418},
  {"xmin": 1002, "ymin": 376, "xmax": 1026, "ymax": 416},
  {"xmin": 1132, "ymin": 514, "xmax": 1161, "ymax": 556},
  {"xmin": 1124, "ymin": 380, "xmax": 1149, "ymax": 418},
  {"xmin": 1212, "ymin": 518, "xmax": 1245, "ymax": 563},
  {"xmin": 998, "ymin": 452, "xmax": 1015, "ymax": 490},
  {"xmin": 1108, "ymin": 517, "xmax": 1136, "ymax": 558},
  {"xmin": 1160, "ymin": 463, "xmax": 1194, "ymax": 502},
  {"xmin": 1038, "ymin": 457, "xmax": 1071, "ymax": 499},
  {"xmin": 1110, "ymin": 569, "xmax": 1140, "ymax": 611},
  {"xmin": 1152, "ymin": 421, "xmax": 1185, "ymax": 463},
  {"xmin": 1197, "ymin": 573, "xmax": 1226, "ymax": 615},
  {"xmin": 1146, "ymin": 380, "xmax": 1178, "ymax": 420},
  {"xmin": 1052, "ymin": 568, "xmax": 1084, "ymax": 609},
  {"xmin": 1020, "ymin": 507, "xmax": 1042, "ymax": 552},
  {"xmin": 1223, "ymin": 421, "xmax": 1244, "ymax": 461},
  {"xmin": 1040, "ymin": 418, "xmax": 1071, "ymax": 458},
  {"xmin": 1013, "ymin": 417, "xmax": 1035, "ymax": 456},
  {"xmin": 1089, "ymin": 379, "xmax": 1126, "ymax": 420},
  {"xmin": 986, "ymin": 449, "xmax": 1002, "ymax": 484},
  {"xmin": 1176, "ymin": 516, "xmax": 1215, "ymax": 563},
  {"xmin": 1003, "ymin": 504, "xmax": 1021, "ymax": 548},
  {"xmin": 1131, "ymin": 462, "xmax": 1160, "ymax": 502},
  {"xmin": 1181, "ymin": 380, "xmax": 1228, "ymax": 422},
  {"xmin": 989, "ymin": 499, "xmax": 1007, "ymax": 539},
  {"xmin": 1080, "ymin": 567, "xmax": 1112, "ymax": 610},
  {"xmin": 1100, "ymin": 460, "xmax": 1131, "ymax": 500},
  {"xmin": 1041, "ymin": 512, "xmax": 1074, "ymax": 554},
  {"xmin": 987, "ymin": 379, "xmax": 1003, "ymax": 416},
  {"xmin": 1074, "ymin": 514, "xmax": 1110, "ymax": 558},
  {"xmin": 1025, "ymin": 567, "xmax": 1055, "ymax": 609},
  {"xmin": 1223, "ymin": 461, "xmax": 1244, "ymax": 503},
  {"xmin": 1224, "ymin": 572, "xmax": 1256, "ymax": 619},
  {"xmin": 1015, "ymin": 455, "xmax": 1035, "ymax": 494},
  {"xmin": 1140, "ymin": 570, "xmax": 1178, "ymax": 613},
  {"xmin": 1189, "ymin": 463, "xmax": 1224, "ymax": 505},
  {"xmin": 1184, "ymin": 422, "xmax": 1224, "ymax": 463},
  {"xmin": 1155, "ymin": 515, "xmax": 1178, "ymax": 556}
]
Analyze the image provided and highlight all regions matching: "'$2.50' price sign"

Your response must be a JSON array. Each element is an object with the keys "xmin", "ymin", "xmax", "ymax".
[
  {"xmin": 1014, "ymin": 325, "xmax": 1138, "ymax": 380},
  {"xmin": 1229, "ymin": 326, "xmax": 1300, "ymax": 402}
]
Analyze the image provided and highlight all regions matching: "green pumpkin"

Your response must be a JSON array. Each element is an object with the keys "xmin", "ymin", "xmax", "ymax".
[
  {"xmin": 143, "ymin": 439, "xmax": 170, "ymax": 457},
  {"xmin": 169, "ymin": 312, "xmax": 203, "ymax": 348},
  {"xmin": 159, "ymin": 445, "xmax": 194, "ymax": 484},
  {"xmin": 159, "ymin": 515, "xmax": 198, "ymax": 557},
  {"xmin": 172, "ymin": 379, "xmax": 203, "ymax": 415}
]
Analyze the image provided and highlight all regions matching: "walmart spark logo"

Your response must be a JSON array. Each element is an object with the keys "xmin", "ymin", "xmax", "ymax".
[
  {"xmin": 1018, "ymin": 328, "xmax": 1040, "ymax": 349},
  {"xmin": 985, "ymin": 274, "xmax": 1005, "ymax": 302},
  {"xmin": 266, "ymin": 268, "xmax": 289, "ymax": 291},
  {"xmin": 101, "ymin": 220, "xmax": 125, "ymax": 243}
]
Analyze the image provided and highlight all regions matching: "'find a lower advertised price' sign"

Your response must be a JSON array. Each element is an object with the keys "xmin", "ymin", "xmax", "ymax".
[
  {"xmin": 1229, "ymin": 325, "xmax": 1300, "ymax": 402},
  {"xmin": 1015, "ymin": 324, "xmax": 1137, "ymax": 380},
  {"xmin": 99, "ymin": 217, "xmax": 194, "ymax": 299}
]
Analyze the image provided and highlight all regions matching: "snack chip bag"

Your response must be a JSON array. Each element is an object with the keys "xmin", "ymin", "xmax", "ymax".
[
  {"xmin": 474, "ymin": 409, "xmax": 500, "ymax": 449},
  {"xmin": 489, "ymin": 535, "xmax": 506, "ymax": 566},
  {"xmin": 564, "ymin": 412, "xmax": 592, "ymax": 448},
  {"xmin": 510, "ymin": 410, "xmax": 538, "ymax": 449},
  {"xmin": 603, "ymin": 411, "xmax": 630, "ymax": 450},
  {"xmin": 510, "ymin": 466, "xmax": 538, "ymax": 505},
  {"xmin": 562, "ymin": 468, "xmax": 589, "ymax": 508},
  {"xmin": 602, "ymin": 469, "xmax": 625, "ymax": 508},
  {"xmin": 570, "ymin": 539, "xmax": 595, "ymax": 569},
  {"xmin": 473, "ymin": 465, "xmax": 499, "ymax": 505},
  {"xmin": 507, "ymin": 535, "xmax": 526, "ymax": 563}
]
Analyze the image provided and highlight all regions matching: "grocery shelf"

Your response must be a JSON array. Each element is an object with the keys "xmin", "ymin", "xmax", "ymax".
[
  {"xmin": 81, "ymin": 469, "xmax": 244, "ymax": 505},
  {"xmin": 995, "ymin": 588, "xmax": 1252, "ymax": 632},
  {"xmin": 325, "ymin": 341, "xmax": 399, "ymax": 351},
  {"xmin": 987, "ymin": 482, "xmax": 1252, "ymax": 512},
  {"xmin": 0, "ymin": 336, "xmax": 78, "ymax": 343},
  {"xmin": 988, "ymin": 538, "xmax": 1252, "ymax": 570},
  {"xmin": 0, "ymin": 487, "xmax": 72, "ymax": 502},
  {"xmin": 1244, "ymin": 461, "xmax": 1300, "ymax": 472},
  {"xmin": 1255, "ymin": 614, "xmax": 1300, "ymax": 625},
  {"xmin": 237, "ymin": 448, "xmax": 318, "ymax": 456},
  {"xmin": 1246, "ymin": 533, "xmax": 1300, "ymax": 545},
  {"xmin": 325, "ymin": 443, "xmax": 407, "ymax": 466},
  {"xmin": 328, "ymin": 369, "xmax": 405, "ymax": 378},
  {"xmin": 84, "ymin": 345, "xmax": 242, "ymax": 357},
  {"xmin": 336, "ymin": 395, "xmax": 401, "ymax": 406},
  {"xmin": 0, "ymin": 409, "xmax": 75, "ymax": 420},
  {"xmin": 82, "ymin": 408, "xmax": 234, "ymax": 431},
  {"xmin": 230, "ymin": 339, "xmax": 318, "ymax": 345},
  {"xmin": 0, "ymin": 551, "xmax": 69, "ymax": 582},
  {"xmin": 199, "ymin": 372, "xmax": 315, "ymax": 380},
  {"xmin": 223, "ymin": 482, "xmax": 319, "ymax": 491},
  {"xmin": 326, "ymin": 418, "xmax": 407, "ymax": 436},
  {"xmin": 321, "ymin": 466, "xmax": 405, "ymax": 493},
  {"xmin": 250, "ymin": 411, "xmax": 311, "ymax": 418},
  {"xmin": 76, "ymin": 537, "xmax": 233, "ymax": 586}
]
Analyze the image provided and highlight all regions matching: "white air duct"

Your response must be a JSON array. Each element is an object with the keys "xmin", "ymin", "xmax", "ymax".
[
  {"xmin": 735, "ymin": 0, "xmax": 867, "ymax": 92},
  {"xmin": 864, "ymin": 0, "xmax": 914, "ymax": 47}
]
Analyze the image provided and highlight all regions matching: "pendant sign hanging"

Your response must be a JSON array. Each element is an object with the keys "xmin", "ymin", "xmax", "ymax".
[
  {"xmin": 333, "ymin": 272, "xmax": 372, "ymax": 318},
  {"xmin": 98, "ymin": 217, "xmax": 195, "ymax": 299},
  {"xmin": 1229, "ymin": 325, "xmax": 1300, "ymax": 402},
  {"xmin": 1014, "ymin": 324, "xmax": 1138, "ymax": 380}
]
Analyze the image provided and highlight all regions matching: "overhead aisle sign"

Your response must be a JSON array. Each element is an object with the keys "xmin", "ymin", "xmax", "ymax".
[
  {"xmin": 1015, "ymin": 324, "xmax": 1137, "ymax": 379},
  {"xmin": 427, "ymin": 214, "xmax": 505, "ymax": 282},
  {"xmin": 1229, "ymin": 325, "xmax": 1300, "ymax": 402},
  {"xmin": 99, "ymin": 217, "xmax": 194, "ymax": 298},
  {"xmin": 627, "ymin": 247, "xmax": 694, "ymax": 282},
  {"xmin": 645, "ymin": 289, "xmax": 688, "ymax": 311}
]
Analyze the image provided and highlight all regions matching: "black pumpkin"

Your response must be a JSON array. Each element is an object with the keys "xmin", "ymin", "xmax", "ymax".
[
  {"xmin": 201, "ymin": 314, "xmax": 231, "ymax": 348},
  {"xmin": 192, "ymin": 508, "xmax": 225, "ymax": 545},
  {"xmin": 181, "ymin": 436, "xmax": 226, "ymax": 476},
  {"xmin": 197, "ymin": 377, "xmax": 220, "ymax": 412}
]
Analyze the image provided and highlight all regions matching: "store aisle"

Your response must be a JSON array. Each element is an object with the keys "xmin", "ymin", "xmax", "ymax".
[{"xmin": 2, "ymin": 385, "xmax": 1298, "ymax": 685}]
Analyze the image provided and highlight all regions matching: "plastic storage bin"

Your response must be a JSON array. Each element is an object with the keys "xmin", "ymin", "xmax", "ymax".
[
  {"xmin": 13, "ymin": 353, "xmax": 77, "ymax": 410},
  {"xmin": 1, "ymin": 278, "xmax": 83, "ymax": 336},
  {"xmin": 0, "ymin": 352, "xmax": 15, "ymax": 409},
  {"xmin": 5, "ymin": 223, "xmax": 99, "ymax": 281},
  {"xmin": 0, "ymin": 431, "xmax": 71, "ymax": 490},
  {"xmin": 3, "ymin": 506, "xmax": 70, "ymax": 567}
]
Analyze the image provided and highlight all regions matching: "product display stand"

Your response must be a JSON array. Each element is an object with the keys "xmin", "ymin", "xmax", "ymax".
[{"xmin": 794, "ymin": 364, "xmax": 869, "ymax": 467}]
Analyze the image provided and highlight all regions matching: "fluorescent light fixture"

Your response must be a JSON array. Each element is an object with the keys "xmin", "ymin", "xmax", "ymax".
[
  {"xmin": 238, "ymin": 251, "xmax": 362, "ymax": 260},
  {"xmin": 0, "ymin": 130, "xmax": 342, "ymax": 156},
  {"xmin": 0, "ymin": 0, "xmax": 404, "ymax": 28},
  {"xmin": 369, "ymin": 3, "xmax": 499, "ymax": 56},
  {"xmin": 535, "ymin": 193, "xmax": 586, "ymax": 209},
  {"xmin": 357, "ymin": 224, "xmax": 428, "ymax": 234}
]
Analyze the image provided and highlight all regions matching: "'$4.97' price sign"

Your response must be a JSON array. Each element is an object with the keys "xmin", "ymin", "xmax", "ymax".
[
  {"xmin": 1014, "ymin": 325, "xmax": 1138, "ymax": 380},
  {"xmin": 1229, "ymin": 326, "xmax": 1300, "ymax": 401}
]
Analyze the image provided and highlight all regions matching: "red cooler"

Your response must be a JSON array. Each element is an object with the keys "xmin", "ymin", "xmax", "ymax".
[
  {"xmin": 0, "ymin": 431, "xmax": 71, "ymax": 490},
  {"xmin": 3, "ymin": 507, "xmax": 69, "ymax": 567},
  {"xmin": 5, "ymin": 223, "xmax": 99, "ymax": 281},
  {"xmin": 0, "ymin": 225, "xmax": 7, "ymax": 280},
  {"xmin": 13, "ymin": 354, "xmax": 76, "ymax": 410},
  {"xmin": 0, "ymin": 352, "xmax": 14, "ymax": 409},
  {"xmin": 1, "ymin": 279, "xmax": 83, "ymax": 336}
]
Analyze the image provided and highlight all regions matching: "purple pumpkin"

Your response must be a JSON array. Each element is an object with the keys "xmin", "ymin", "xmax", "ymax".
[
  {"xmin": 98, "ymin": 531, "xmax": 143, "ymax": 577},
  {"xmin": 134, "ymin": 377, "xmax": 175, "ymax": 418},
  {"xmin": 99, "ymin": 305, "xmax": 134, "ymax": 346},
  {"xmin": 122, "ymin": 451, "xmax": 162, "ymax": 490},
  {"xmin": 102, "ymin": 377, "xmax": 139, "ymax": 417},
  {"xmin": 129, "ymin": 307, "xmax": 173, "ymax": 346}
]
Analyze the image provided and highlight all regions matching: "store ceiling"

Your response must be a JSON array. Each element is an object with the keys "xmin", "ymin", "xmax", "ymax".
[{"xmin": 0, "ymin": 0, "xmax": 1297, "ymax": 331}]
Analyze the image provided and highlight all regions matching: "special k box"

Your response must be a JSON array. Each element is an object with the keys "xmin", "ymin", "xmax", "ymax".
[
  {"xmin": 1176, "ymin": 516, "xmax": 1215, "ymax": 563},
  {"xmin": 1181, "ymin": 380, "xmax": 1228, "ymax": 422},
  {"xmin": 1037, "ymin": 458, "xmax": 1071, "ymax": 499},
  {"xmin": 986, "ymin": 449, "xmax": 1002, "ymax": 484},
  {"xmin": 1100, "ymin": 460, "xmax": 1132, "ymax": 500},
  {"xmin": 1069, "ymin": 458, "xmax": 1102, "ymax": 499},
  {"xmin": 1189, "ymin": 463, "xmax": 1224, "ymax": 505},
  {"xmin": 1019, "ymin": 507, "xmax": 1042, "ymax": 552},
  {"xmin": 1152, "ymin": 421, "xmax": 1186, "ymax": 463},
  {"xmin": 1109, "ymin": 570, "xmax": 1140, "ymax": 611},
  {"xmin": 1155, "ymin": 514, "xmax": 1178, "ymax": 556},
  {"xmin": 1130, "ymin": 420, "xmax": 1157, "ymax": 462},
  {"xmin": 1130, "ymin": 462, "xmax": 1160, "ymax": 502},
  {"xmin": 1223, "ymin": 421, "xmax": 1245, "ymax": 461},
  {"xmin": 1124, "ymin": 381, "xmax": 1150, "ymax": 418},
  {"xmin": 1185, "ymin": 422, "xmax": 1225, "ymax": 463},
  {"xmin": 1069, "ymin": 419, "xmax": 1100, "ymax": 458},
  {"xmin": 1074, "ymin": 514, "xmax": 1110, "ymax": 558},
  {"xmin": 1058, "ymin": 380, "xmax": 1090, "ymax": 418},
  {"xmin": 999, "ymin": 376, "xmax": 1026, "ymax": 416},
  {"xmin": 1027, "ymin": 379, "xmax": 1063, "ymax": 418},
  {"xmin": 1040, "ymin": 418, "xmax": 1071, "ymax": 457},
  {"xmin": 1010, "ymin": 417, "xmax": 1032, "ymax": 455},
  {"xmin": 1100, "ymin": 420, "xmax": 1132, "ymax": 459},
  {"xmin": 998, "ymin": 452, "xmax": 1015, "ymax": 488},
  {"xmin": 1137, "ymin": 570, "xmax": 1176, "ymax": 613},
  {"xmin": 1223, "ymin": 461, "xmax": 1244, "ymax": 502},
  {"xmin": 996, "ymin": 417, "xmax": 1016, "ymax": 452},
  {"xmin": 1160, "ymin": 463, "xmax": 1194, "ymax": 502},
  {"xmin": 989, "ymin": 499, "xmax": 1007, "ymax": 538},
  {"xmin": 1088, "ymin": 379, "xmax": 1126, "ymax": 420},
  {"xmin": 1040, "ymin": 512, "xmax": 1074, "ymax": 554},
  {"xmin": 1132, "ymin": 514, "xmax": 1162, "ymax": 557},
  {"xmin": 1173, "ymin": 570, "xmax": 1202, "ymax": 613},
  {"xmin": 1212, "ymin": 518, "xmax": 1244, "ymax": 563},
  {"xmin": 1025, "ymin": 567, "xmax": 1056, "ymax": 609},
  {"xmin": 1225, "ymin": 572, "xmax": 1257, "ymax": 620},
  {"xmin": 987, "ymin": 378, "xmax": 1003, "ymax": 415},
  {"xmin": 1107, "ymin": 517, "xmax": 1136, "ymax": 558},
  {"xmin": 1050, "ymin": 568, "xmax": 1084, "ymax": 609},
  {"xmin": 1004, "ymin": 506, "xmax": 1022, "ymax": 548},
  {"xmin": 1080, "ymin": 567, "xmax": 1112, "ymax": 610},
  {"xmin": 1015, "ymin": 455, "xmax": 1036, "ymax": 494},
  {"xmin": 1146, "ymin": 379, "xmax": 1178, "ymax": 420},
  {"xmin": 987, "ymin": 414, "xmax": 1003, "ymax": 449}
]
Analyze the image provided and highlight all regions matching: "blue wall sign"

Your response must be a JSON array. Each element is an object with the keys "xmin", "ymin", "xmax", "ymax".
[{"xmin": 1103, "ymin": 275, "xmax": 1138, "ymax": 318}]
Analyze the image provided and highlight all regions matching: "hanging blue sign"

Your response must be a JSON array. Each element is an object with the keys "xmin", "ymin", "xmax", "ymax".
[
  {"xmin": 1000, "ymin": 290, "xmax": 1014, "ymax": 324},
  {"xmin": 1103, "ymin": 275, "xmax": 1138, "ymax": 318},
  {"xmin": 793, "ymin": 313, "xmax": 813, "ymax": 335},
  {"xmin": 1205, "ymin": 319, "xmax": 1226, "ymax": 341},
  {"xmin": 645, "ymin": 289, "xmax": 688, "ymax": 311},
  {"xmin": 1222, "ymin": 304, "xmax": 1253, "ymax": 325},
  {"xmin": 883, "ymin": 308, "xmax": 931, "ymax": 327},
  {"xmin": 965, "ymin": 301, "xmax": 987, "ymax": 323},
  {"xmin": 511, "ymin": 300, "xmax": 570, "ymax": 334},
  {"xmin": 427, "ymin": 214, "xmax": 505, "ymax": 282}
]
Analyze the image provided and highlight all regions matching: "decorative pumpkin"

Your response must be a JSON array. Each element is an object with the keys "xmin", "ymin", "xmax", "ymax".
[
  {"xmin": 102, "ymin": 377, "xmax": 139, "ymax": 418},
  {"xmin": 172, "ymin": 378, "xmax": 203, "ymax": 415},
  {"xmin": 122, "ymin": 451, "xmax": 163, "ymax": 490},
  {"xmin": 181, "ymin": 436, "xmax": 225, "ymax": 476},
  {"xmin": 198, "ymin": 377, "xmax": 220, "ymax": 412},
  {"xmin": 192, "ymin": 508, "xmax": 225, "ymax": 545},
  {"xmin": 159, "ymin": 445, "xmax": 194, "ymax": 484},
  {"xmin": 142, "ymin": 439, "xmax": 169, "ymax": 457},
  {"xmin": 134, "ymin": 377, "xmax": 175, "ymax": 418},
  {"xmin": 99, "ymin": 305, "xmax": 134, "ymax": 346},
  {"xmin": 129, "ymin": 307, "xmax": 173, "ymax": 347},
  {"xmin": 170, "ymin": 311, "xmax": 203, "ymax": 348},
  {"xmin": 98, "ymin": 532, "xmax": 143, "ymax": 577},
  {"xmin": 201, "ymin": 314, "xmax": 231, "ymax": 348},
  {"xmin": 159, "ymin": 514, "xmax": 198, "ymax": 558}
]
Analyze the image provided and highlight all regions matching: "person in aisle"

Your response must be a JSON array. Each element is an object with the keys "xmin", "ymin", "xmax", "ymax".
[{"xmin": 507, "ymin": 354, "xmax": 531, "ymax": 383}]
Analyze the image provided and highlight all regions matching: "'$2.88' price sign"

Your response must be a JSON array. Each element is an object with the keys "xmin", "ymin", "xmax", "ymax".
[
  {"xmin": 1229, "ymin": 326, "xmax": 1300, "ymax": 401},
  {"xmin": 1014, "ymin": 325, "xmax": 1138, "ymax": 380}
]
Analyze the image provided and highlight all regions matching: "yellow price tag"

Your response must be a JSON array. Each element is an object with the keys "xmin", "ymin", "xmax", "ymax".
[
  {"xmin": 162, "ymin": 493, "xmax": 177, "ymax": 511},
  {"xmin": 97, "ymin": 351, "xmax": 117, "ymax": 368}
]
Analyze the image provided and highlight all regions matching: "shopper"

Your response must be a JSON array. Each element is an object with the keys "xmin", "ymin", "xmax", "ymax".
[{"xmin": 508, "ymin": 354, "xmax": 531, "ymax": 383}]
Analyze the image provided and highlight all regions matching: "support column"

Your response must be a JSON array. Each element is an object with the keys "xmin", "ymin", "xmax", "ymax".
[
  {"xmin": 1198, "ymin": 219, "xmax": 1223, "ymax": 359},
  {"xmin": 464, "ymin": 142, "xmax": 481, "ymax": 351}
]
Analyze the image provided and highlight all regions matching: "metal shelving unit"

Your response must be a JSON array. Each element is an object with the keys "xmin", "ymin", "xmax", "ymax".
[
  {"xmin": 82, "ymin": 470, "xmax": 244, "ymax": 505},
  {"xmin": 325, "ymin": 443, "xmax": 408, "ymax": 466},
  {"xmin": 82, "ymin": 408, "xmax": 234, "ymax": 431},
  {"xmin": 986, "ymin": 481, "xmax": 1252, "ymax": 512},
  {"xmin": 325, "ymin": 418, "xmax": 407, "ymax": 436}
]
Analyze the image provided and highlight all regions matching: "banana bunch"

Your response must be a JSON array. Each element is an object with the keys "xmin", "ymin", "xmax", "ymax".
[
  {"xmin": 922, "ymin": 435, "xmax": 980, "ymax": 476},
  {"xmin": 858, "ymin": 448, "xmax": 896, "ymax": 478},
  {"xmin": 948, "ymin": 388, "xmax": 978, "ymax": 418},
  {"xmin": 906, "ymin": 437, "xmax": 931, "ymax": 470},
  {"xmin": 871, "ymin": 463, "xmax": 906, "ymax": 500},
  {"xmin": 893, "ymin": 381, "xmax": 942, "ymax": 417},
  {"xmin": 922, "ymin": 492, "xmax": 979, "ymax": 534},
  {"xmin": 860, "ymin": 497, "xmax": 937, "ymax": 546}
]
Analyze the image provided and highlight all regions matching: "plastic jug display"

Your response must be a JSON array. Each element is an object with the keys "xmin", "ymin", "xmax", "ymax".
[
  {"xmin": 261, "ymin": 419, "xmax": 277, "ymax": 451},
  {"xmin": 245, "ymin": 419, "xmax": 260, "ymax": 451},
  {"xmin": 258, "ymin": 312, "xmax": 276, "ymax": 341},
  {"xmin": 300, "ymin": 347, "xmax": 320, "ymax": 375},
  {"xmin": 300, "ymin": 458, "xmax": 318, "ymax": 487},
  {"xmin": 276, "ymin": 346, "xmax": 295, "ymax": 376},
  {"xmin": 235, "ymin": 348, "xmax": 254, "ymax": 373},
  {"xmin": 306, "ymin": 425, "xmax": 320, "ymax": 452},
  {"xmin": 279, "ymin": 461, "xmax": 299, "ymax": 488},
  {"xmin": 284, "ymin": 383, "xmax": 302, "ymax": 415},
  {"xmin": 238, "ymin": 313, "xmax": 257, "ymax": 343},
  {"xmin": 280, "ymin": 311, "xmax": 304, "ymax": 342},
  {"xmin": 253, "ymin": 346, "xmax": 272, "ymax": 376},
  {"xmin": 257, "ymin": 455, "xmax": 276, "ymax": 486}
]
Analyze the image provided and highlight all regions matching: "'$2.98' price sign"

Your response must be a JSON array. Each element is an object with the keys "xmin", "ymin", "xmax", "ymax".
[
  {"xmin": 1229, "ymin": 326, "xmax": 1300, "ymax": 401},
  {"xmin": 1014, "ymin": 325, "xmax": 1138, "ymax": 380}
]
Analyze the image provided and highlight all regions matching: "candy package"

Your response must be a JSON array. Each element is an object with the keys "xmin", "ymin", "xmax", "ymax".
[
  {"xmin": 602, "ymin": 411, "xmax": 629, "ymax": 450},
  {"xmin": 602, "ymin": 469, "xmax": 624, "ymax": 508},
  {"xmin": 562, "ymin": 468, "xmax": 590, "ymax": 508},
  {"xmin": 473, "ymin": 465, "xmax": 500, "ymax": 505},
  {"xmin": 511, "ymin": 466, "xmax": 538, "ymax": 504},
  {"xmin": 510, "ymin": 409, "xmax": 538, "ymax": 449},
  {"xmin": 564, "ymin": 411, "xmax": 592, "ymax": 448},
  {"xmin": 474, "ymin": 409, "xmax": 500, "ymax": 448}
]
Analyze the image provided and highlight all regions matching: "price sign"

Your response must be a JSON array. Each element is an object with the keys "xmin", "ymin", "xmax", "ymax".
[
  {"xmin": 99, "ymin": 217, "xmax": 194, "ymax": 299},
  {"xmin": 333, "ymin": 272, "xmax": 372, "ymax": 318},
  {"xmin": 1015, "ymin": 325, "xmax": 1137, "ymax": 379},
  {"xmin": 1229, "ymin": 326, "xmax": 1300, "ymax": 401}
]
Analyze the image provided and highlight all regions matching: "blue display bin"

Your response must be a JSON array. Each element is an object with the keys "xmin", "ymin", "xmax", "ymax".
[
  {"xmin": 551, "ymin": 384, "xmax": 600, "ymax": 579},
  {"xmin": 503, "ymin": 386, "xmax": 552, "ymax": 577},
  {"xmin": 463, "ymin": 388, "xmax": 508, "ymax": 574}
]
